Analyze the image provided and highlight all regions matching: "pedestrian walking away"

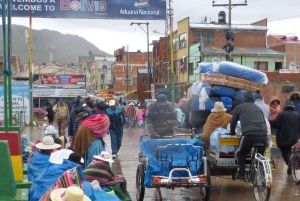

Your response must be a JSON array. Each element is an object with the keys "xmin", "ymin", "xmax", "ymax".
[
  {"xmin": 126, "ymin": 102, "xmax": 136, "ymax": 127},
  {"xmin": 269, "ymin": 101, "xmax": 300, "ymax": 174},
  {"xmin": 53, "ymin": 98, "xmax": 69, "ymax": 137},
  {"xmin": 46, "ymin": 103, "xmax": 55, "ymax": 125},
  {"xmin": 106, "ymin": 100, "xmax": 126, "ymax": 159},
  {"xmin": 68, "ymin": 97, "xmax": 92, "ymax": 144}
]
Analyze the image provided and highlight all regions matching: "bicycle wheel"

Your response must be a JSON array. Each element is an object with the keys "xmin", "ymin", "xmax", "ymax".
[
  {"xmin": 253, "ymin": 161, "xmax": 271, "ymax": 201},
  {"xmin": 291, "ymin": 152, "xmax": 300, "ymax": 185},
  {"xmin": 198, "ymin": 162, "xmax": 211, "ymax": 201},
  {"xmin": 136, "ymin": 164, "xmax": 145, "ymax": 201}
]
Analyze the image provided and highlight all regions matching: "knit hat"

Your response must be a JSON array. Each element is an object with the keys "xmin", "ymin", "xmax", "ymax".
[
  {"xmin": 44, "ymin": 125, "xmax": 58, "ymax": 135},
  {"xmin": 81, "ymin": 114, "xmax": 110, "ymax": 138},
  {"xmin": 254, "ymin": 90, "xmax": 263, "ymax": 100},
  {"xmin": 211, "ymin": 101, "xmax": 227, "ymax": 113},
  {"xmin": 284, "ymin": 101, "xmax": 295, "ymax": 108}
]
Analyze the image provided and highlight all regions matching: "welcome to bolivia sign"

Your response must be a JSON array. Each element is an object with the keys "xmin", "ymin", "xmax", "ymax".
[{"xmin": 0, "ymin": 0, "xmax": 166, "ymax": 20}]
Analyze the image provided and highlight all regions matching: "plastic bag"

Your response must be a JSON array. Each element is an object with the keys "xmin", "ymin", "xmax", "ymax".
[{"xmin": 199, "ymin": 87, "xmax": 209, "ymax": 110}]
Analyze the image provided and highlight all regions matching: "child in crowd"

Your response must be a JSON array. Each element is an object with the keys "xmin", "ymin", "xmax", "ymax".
[{"xmin": 135, "ymin": 109, "xmax": 144, "ymax": 127}]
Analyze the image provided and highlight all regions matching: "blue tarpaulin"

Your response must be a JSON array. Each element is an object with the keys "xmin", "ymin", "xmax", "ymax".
[{"xmin": 140, "ymin": 139, "xmax": 204, "ymax": 187}]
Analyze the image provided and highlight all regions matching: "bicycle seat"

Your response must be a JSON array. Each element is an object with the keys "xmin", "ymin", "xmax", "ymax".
[{"xmin": 252, "ymin": 143, "xmax": 264, "ymax": 148}]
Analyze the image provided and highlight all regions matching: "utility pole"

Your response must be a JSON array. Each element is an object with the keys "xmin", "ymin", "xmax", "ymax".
[
  {"xmin": 130, "ymin": 22, "xmax": 150, "ymax": 98},
  {"xmin": 167, "ymin": 0, "xmax": 174, "ymax": 104},
  {"xmin": 28, "ymin": 0, "xmax": 34, "ymax": 125},
  {"xmin": 126, "ymin": 45, "xmax": 129, "ymax": 93},
  {"xmin": 212, "ymin": 0, "xmax": 247, "ymax": 61}
]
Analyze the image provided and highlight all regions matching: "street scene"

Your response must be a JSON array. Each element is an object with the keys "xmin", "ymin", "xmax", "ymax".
[
  {"xmin": 1, "ymin": 0, "xmax": 300, "ymax": 201},
  {"xmin": 21, "ymin": 125, "xmax": 299, "ymax": 201}
]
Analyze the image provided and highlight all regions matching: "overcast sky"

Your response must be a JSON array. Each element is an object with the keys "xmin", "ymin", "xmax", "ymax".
[{"xmin": 8, "ymin": 0, "xmax": 300, "ymax": 55}]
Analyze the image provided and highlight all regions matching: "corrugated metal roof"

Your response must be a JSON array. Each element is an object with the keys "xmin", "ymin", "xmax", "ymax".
[
  {"xmin": 269, "ymin": 35, "xmax": 300, "ymax": 43},
  {"xmin": 190, "ymin": 23, "xmax": 268, "ymax": 31},
  {"xmin": 203, "ymin": 46, "xmax": 285, "ymax": 56}
]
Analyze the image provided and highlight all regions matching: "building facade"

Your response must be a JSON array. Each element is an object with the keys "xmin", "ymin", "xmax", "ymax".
[
  {"xmin": 111, "ymin": 47, "xmax": 152, "ymax": 101},
  {"xmin": 267, "ymin": 35, "xmax": 300, "ymax": 69}
]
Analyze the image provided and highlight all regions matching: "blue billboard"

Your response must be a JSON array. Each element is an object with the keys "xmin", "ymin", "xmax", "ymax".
[{"xmin": 0, "ymin": 0, "xmax": 166, "ymax": 20}]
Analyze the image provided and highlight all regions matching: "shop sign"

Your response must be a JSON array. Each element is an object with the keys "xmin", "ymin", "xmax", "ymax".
[
  {"xmin": 40, "ymin": 75, "xmax": 86, "ymax": 85},
  {"xmin": 33, "ymin": 87, "xmax": 86, "ymax": 97},
  {"xmin": 0, "ymin": 85, "xmax": 30, "ymax": 122}
]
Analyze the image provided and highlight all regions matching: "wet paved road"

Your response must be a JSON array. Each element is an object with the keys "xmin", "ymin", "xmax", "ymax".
[{"xmin": 22, "ymin": 125, "xmax": 300, "ymax": 201}]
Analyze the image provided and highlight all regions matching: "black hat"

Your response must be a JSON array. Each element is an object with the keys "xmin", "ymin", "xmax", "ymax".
[
  {"xmin": 156, "ymin": 94, "xmax": 168, "ymax": 106},
  {"xmin": 284, "ymin": 101, "xmax": 295, "ymax": 108},
  {"xmin": 68, "ymin": 153, "xmax": 83, "ymax": 165}
]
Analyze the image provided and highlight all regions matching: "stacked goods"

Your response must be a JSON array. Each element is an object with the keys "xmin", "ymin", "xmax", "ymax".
[
  {"xmin": 198, "ymin": 61, "xmax": 268, "ymax": 92},
  {"xmin": 183, "ymin": 61, "xmax": 268, "ymax": 131}
]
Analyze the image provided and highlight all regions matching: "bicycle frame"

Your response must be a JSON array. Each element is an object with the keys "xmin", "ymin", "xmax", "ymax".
[{"xmin": 249, "ymin": 152, "xmax": 273, "ymax": 188}]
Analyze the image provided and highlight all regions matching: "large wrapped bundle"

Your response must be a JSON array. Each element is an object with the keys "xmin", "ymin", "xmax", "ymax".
[
  {"xmin": 190, "ymin": 81, "xmax": 211, "ymax": 97},
  {"xmin": 211, "ymin": 85, "xmax": 235, "ymax": 98},
  {"xmin": 197, "ymin": 62, "xmax": 219, "ymax": 74},
  {"xmin": 210, "ymin": 128, "xmax": 236, "ymax": 154},
  {"xmin": 233, "ymin": 89, "xmax": 246, "ymax": 99},
  {"xmin": 218, "ymin": 61, "xmax": 268, "ymax": 85},
  {"xmin": 204, "ymin": 99, "xmax": 216, "ymax": 112},
  {"xmin": 220, "ymin": 97, "xmax": 232, "ymax": 111}
]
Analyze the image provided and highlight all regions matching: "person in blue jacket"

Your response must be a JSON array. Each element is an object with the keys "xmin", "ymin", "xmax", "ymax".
[
  {"xmin": 68, "ymin": 97, "xmax": 92, "ymax": 142},
  {"xmin": 106, "ymin": 100, "xmax": 125, "ymax": 159},
  {"xmin": 29, "ymin": 152, "xmax": 95, "ymax": 201},
  {"xmin": 286, "ymin": 90, "xmax": 300, "ymax": 114}
]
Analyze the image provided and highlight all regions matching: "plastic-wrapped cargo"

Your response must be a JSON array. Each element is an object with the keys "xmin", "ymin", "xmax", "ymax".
[
  {"xmin": 233, "ymin": 89, "xmax": 247, "ymax": 99},
  {"xmin": 197, "ymin": 62, "xmax": 219, "ymax": 74},
  {"xmin": 210, "ymin": 128, "xmax": 236, "ymax": 154},
  {"xmin": 211, "ymin": 85, "xmax": 235, "ymax": 98},
  {"xmin": 190, "ymin": 81, "xmax": 211, "ymax": 97},
  {"xmin": 218, "ymin": 61, "xmax": 268, "ymax": 85},
  {"xmin": 220, "ymin": 97, "xmax": 233, "ymax": 111},
  {"xmin": 204, "ymin": 99, "xmax": 216, "ymax": 112}
]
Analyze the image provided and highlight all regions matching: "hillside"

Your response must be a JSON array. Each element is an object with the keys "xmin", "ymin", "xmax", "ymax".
[{"xmin": 0, "ymin": 24, "xmax": 111, "ymax": 65}]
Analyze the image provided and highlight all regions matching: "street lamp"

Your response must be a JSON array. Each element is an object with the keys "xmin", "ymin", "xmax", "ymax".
[{"xmin": 131, "ymin": 22, "xmax": 150, "ymax": 97}]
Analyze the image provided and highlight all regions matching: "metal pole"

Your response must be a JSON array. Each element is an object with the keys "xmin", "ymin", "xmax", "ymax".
[
  {"xmin": 146, "ymin": 22, "xmax": 150, "ymax": 99},
  {"xmin": 170, "ymin": 26, "xmax": 175, "ymax": 104},
  {"xmin": 126, "ymin": 45, "xmax": 129, "ymax": 93},
  {"xmin": 2, "ymin": 0, "xmax": 8, "ymax": 130},
  {"xmin": 7, "ymin": 0, "xmax": 12, "ymax": 127},
  {"xmin": 29, "ymin": 0, "xmax": 34, "ymax": 125},
  {"xmin": 229, "ymin": 0, "xmax": 232, "ymax": 61}
]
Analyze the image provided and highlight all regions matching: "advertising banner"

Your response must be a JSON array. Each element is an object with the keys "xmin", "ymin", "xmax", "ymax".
[
  {"xmin": 0, "ymin": 85, "xmax": 30, "ymax": 122},
  {"xmin": 0, "ymin": 0, "xmax": 166, "ymax": 20},
  {"xmin": 40, "ymin": 75, "xmax": 86, "ymax": 85},
  {"xmin": 33, "ymin": 86, "xmax": 86, "ymax": 97}
]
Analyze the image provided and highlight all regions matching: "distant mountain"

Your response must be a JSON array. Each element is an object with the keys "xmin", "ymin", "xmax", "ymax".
[{"xmin": 0, "ymin": 24, "xmax": 111, "ymax": 65}]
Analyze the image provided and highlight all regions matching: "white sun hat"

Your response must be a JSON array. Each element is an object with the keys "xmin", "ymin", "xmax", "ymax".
[
  {"xmin": 50, "ymin": 186, "xmax": 91, "ymax": 201},
  {"xmin": 35, "ymin": 136, "xmax": 61, "ymax": 150},
  {"xmin": 44, "ymin": 125, "xmax": 58, "ymax": 135},
  {"xmin": 49, "ymin": 149, "xmax": 73, "ymax": 164},
  {"xmin": 93, "ymin": 151, "xmax": 114, "ymax": 163}
]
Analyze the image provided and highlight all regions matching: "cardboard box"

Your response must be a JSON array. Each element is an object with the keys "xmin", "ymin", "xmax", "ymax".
[
  {"xmin": 227, "ymin": 76, "xmax": 245, "ymax": 89},
  {"xmin": 200, "ymin": 73, "xmax": 227, "ymax": 86},
  {"xmin": 226, "ymin": 75, "xmax": 261, "ymax": 92}
]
